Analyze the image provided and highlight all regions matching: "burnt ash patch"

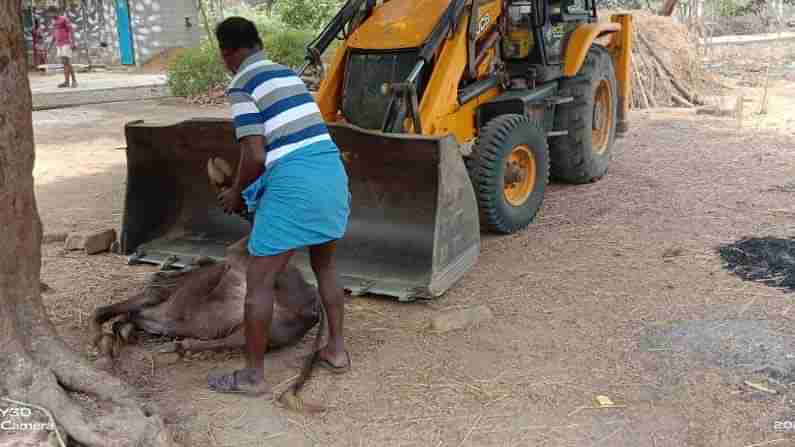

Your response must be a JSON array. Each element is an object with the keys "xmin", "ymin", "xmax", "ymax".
[{"xmin": 719, "ymin": 237, "xmax": 795, "ymax": 291}]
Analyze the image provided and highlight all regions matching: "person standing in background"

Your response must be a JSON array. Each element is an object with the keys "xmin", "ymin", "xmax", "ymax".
[
  {"xmin": 51, "ymin": 11, "xmax": 77, "ymax": 88},
  {"xmin": 32, "ymin": 19, "xmax": 47, "ymax": 67}
]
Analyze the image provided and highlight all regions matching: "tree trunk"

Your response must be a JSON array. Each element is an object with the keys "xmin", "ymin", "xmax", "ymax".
[
  {"xmin": 198, "ymin": 0, "xmax": 217, "ymax": 48},
  {"xmin": 0, "ymin": 3, "xmax": 173, "ymax": 446},
  {"xmin": 659, "ymin": 0, "xmax": 679, "ymax": 16}
]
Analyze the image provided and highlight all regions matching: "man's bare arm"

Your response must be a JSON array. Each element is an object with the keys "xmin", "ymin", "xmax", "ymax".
[{"xmin": 232, "ymin": 135, "xmax": 267, "ymax": 192}]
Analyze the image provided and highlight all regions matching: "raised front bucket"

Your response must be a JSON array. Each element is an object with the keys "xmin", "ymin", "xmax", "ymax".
[{"xmin": 121, "ymin": 119, "xmax": 480, "ymax": 300}]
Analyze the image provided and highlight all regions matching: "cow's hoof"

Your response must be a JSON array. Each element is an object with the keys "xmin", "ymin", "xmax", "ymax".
[
  {"xmin": 98, "ymin": 334, "xmax": 117, "ymax": 358},
  {"xmin": 113, "ymin": 321, "xmax": 136, "ymax": 343},
  {"xmin": 90, "ymin": 319, "xmax": 104, "ymax": 348}
]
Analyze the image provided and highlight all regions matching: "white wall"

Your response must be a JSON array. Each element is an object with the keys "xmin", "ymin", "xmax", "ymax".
[
  {"xmin": 24, "ymin": 1, "xmax": 119, "ymax": 66},
  {"xmin": 25, "ymin": 0, "xmax": 204, "ymax": 67},
  {"xmin": 128, "ymin": 0, "xmax": 203, "ymax": 66}
]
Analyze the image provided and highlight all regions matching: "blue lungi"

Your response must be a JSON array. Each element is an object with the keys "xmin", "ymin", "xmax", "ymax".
[{"xmin": 240, "ymin": 140, "xmax": 351, "ymax": 256}]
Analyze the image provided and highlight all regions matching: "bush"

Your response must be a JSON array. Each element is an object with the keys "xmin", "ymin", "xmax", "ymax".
[
  {"xmin": 274, "ymin": 0, "xmax": 341, "ymax": 29},
  {"xmin": 166, "ymin": 40, "xmax": 229, "ymax": 97},
  {"xmin": 263, "ymin": 28, "xmax": 314, "ymax": 68},
  {"xmin": 253, "ymin": 15, "xmax": 286, "ymax": 36},
  {"xmin": 167, "ymin": 17, "xmax": 315, "ymax": 98}
]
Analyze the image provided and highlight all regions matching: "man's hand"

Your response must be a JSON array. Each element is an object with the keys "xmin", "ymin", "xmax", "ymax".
[{"xmin": 218, "ymin": 187, "xmax": 244, "ymax": 215}]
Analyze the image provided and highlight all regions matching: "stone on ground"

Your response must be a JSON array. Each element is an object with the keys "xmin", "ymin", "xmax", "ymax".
[
  {"xmin": 429, "ymin": 305, "xmax": 494, "ymax": 333},
  {"xmin": 64, "ymin": 229, "xmax": 117, "ymax": 255}
]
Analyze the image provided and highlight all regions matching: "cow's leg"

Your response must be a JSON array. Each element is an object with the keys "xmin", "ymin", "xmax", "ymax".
[
  {"xmin": 178, "ymin": 328, "xmax": 245, "ymax": 352},
  {"xmin": 91, "ymin": 288, "xmax": 171, "ymax": 349},
  {"xmin": 92, "ymin": 267, "xmax": 204, "ymax": 359},
  {"xmin": 168, "ymin": 307, "xmax": 317, "ymax": 355}
]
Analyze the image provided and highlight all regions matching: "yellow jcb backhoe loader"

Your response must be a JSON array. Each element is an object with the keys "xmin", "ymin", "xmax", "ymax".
[{"xmin": 120, "ymin": 0, "xmax": 632, "ymax": 301}]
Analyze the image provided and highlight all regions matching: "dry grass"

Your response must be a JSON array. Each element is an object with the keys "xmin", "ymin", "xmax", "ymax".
[
  {"xmin": 602, "ymin": 9, "xmax": 724, "ymax": 109},
  {"xmin": 31, "ymin": 60, "xmax": 795, "ymax": 446}
]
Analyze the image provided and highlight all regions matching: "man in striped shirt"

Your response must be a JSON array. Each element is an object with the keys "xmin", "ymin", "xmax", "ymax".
[{"xmin": 210, "ymin": 17, "xmax": 351, "ymax": 395}]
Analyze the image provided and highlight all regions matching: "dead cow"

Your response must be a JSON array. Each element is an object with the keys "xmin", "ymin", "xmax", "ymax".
[
  {"xmin": 91, "ymin": 160, "xmax": 331, "ymax": 411},
  {"xmin": 91, "ymin": 239, "xmax": 321, "ymax": 359}
]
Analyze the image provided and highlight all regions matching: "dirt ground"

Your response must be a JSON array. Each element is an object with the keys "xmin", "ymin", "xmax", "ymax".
[{"xmin": 31, "ymin": 42, "xmax": 795, "ymax": 447}]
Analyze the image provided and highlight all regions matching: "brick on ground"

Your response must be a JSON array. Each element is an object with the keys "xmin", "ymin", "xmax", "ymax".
[{"xmin": 64, "ymin": 229, "xmax": 117, "ymax": 255}]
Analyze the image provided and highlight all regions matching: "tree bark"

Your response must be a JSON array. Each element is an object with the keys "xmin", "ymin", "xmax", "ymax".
[{"xmin": 0, "ymin": 3, "xmax": 173, "ymax": 446}]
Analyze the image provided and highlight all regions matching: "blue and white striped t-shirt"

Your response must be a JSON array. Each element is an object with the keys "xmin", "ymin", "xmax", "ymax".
[{"xmin": 226, "ymin": 51, "xmax": 332, "ymax": 167}]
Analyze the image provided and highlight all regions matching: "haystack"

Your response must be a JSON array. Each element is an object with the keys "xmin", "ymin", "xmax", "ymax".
[{"xmin": 602, "ymin": 10, "xmax": 715, "ymax": 109}]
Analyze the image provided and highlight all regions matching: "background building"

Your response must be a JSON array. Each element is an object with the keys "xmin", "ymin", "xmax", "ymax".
[{"xmin": 22, "ymin": 0, "xmax": 203, "ymax": 67}]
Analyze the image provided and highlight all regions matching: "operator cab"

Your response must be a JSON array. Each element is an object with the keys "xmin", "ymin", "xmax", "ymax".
[{"xmin": 501, "ymin": 0, "xmax": 596, "ymax": 83}]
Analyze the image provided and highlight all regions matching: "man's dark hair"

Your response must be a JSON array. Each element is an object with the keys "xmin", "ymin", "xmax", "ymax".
[{"xmin": 215, "ymin": 17, "xmax": 263, "ymax": 51}]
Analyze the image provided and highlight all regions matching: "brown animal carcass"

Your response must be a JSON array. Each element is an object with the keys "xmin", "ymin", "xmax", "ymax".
[{"xmin": 91, "ymin": 240, "xmax": 321, "ymax": 359}]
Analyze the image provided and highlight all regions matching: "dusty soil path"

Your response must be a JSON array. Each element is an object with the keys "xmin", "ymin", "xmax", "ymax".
[{"xmin": 32, "ymin": 81, "xmax": 795, "ymax": 445}]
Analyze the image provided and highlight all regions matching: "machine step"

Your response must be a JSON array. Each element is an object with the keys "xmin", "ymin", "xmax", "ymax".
[{"xmin": 545, "ymin": 95, "xmax": 574, "ymax": 105}]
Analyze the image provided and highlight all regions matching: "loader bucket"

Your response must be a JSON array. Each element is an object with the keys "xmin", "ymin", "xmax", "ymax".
[
  {"xmin": 121, "ymin": 119, "xmax": 250, "ymax": 264},
  {"xmin": 121, "ymin": 119, "xmax": 480, "ymax": 301}
]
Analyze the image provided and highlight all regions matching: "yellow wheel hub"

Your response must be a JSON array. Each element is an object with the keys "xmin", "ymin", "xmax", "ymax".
[
  {"xmin": 592, "ymin": 79, "xmax": 613, "ymax": 155},
  {"xmin": 503, "ymin": 145, "xmax": 536, "ymax": 207}
]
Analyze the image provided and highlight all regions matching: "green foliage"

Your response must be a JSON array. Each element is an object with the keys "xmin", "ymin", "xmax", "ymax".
[
  {"xmin": 702, "ymin": 0, "xmax": 795, "ymax": 17},
  {"xmin": 274, "ymin": 0, "xmax": 341, "ymax": 30},
  {"xmin": 166, "ymin": 40, "xmax": 229, "ymax": 97},
  {"xmin": 166, "ymin": 16, "xmax": 315, "ymax": 98},
  {"xmin": 253, "ymin": 17, "xmax": 314, "ymax": 68},
  {"xmin": 263, "ymin": 28, "xmax": 314, "ymax": 68},
  {"xmin": 708, "ymin": 0, "xmax": 749, "ymax": 17},
  {"xmin": 166, "ymin": 0, "xmax": 336, "ymax": 99},
  {"xmin": 253, "ymin": 15, "xmax": 287, "ymax": 36}
]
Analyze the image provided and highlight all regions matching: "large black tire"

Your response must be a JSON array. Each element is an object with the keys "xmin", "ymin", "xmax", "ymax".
[
  {"xmin": 466, "ymin": 114, "xmax": 550, "ymax": 234},
  {"xmin": 550, "ymin": 45, "xmax": 618, "ymax": 184}
]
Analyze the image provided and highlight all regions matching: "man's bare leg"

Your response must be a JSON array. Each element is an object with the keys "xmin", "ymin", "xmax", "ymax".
[
  {"xmin": 309, "ymin": 241, "xmax": 349, "ymax": 369},
  {"xmin": 208, "ymin": 249, "xmax": 294, "ymax": 394},
  {"xmin": 179, "ymin": 329, "xmax": 245, "ymax": 353},
  {"xmin": 236, "ymin": 250, "xmax": 294, "ymax": 386}
]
